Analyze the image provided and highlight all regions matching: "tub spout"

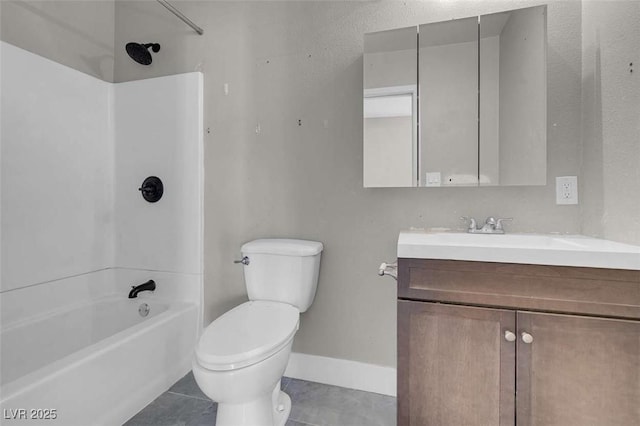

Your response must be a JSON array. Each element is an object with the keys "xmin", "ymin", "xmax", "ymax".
[{"xmin": 128, "ymin": 280, "xmax": 156, "ymax": 298}]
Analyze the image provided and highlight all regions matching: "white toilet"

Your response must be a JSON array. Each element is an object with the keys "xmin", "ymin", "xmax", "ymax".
[{"xmin": 193, "ymin": 239, "xmax": 323, "ymax": 426}]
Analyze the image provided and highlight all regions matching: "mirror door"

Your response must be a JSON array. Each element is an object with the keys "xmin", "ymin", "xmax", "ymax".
[
  {"xmin": 419, "ymin": 17, "xmax": 479, "ymax": 187},
  {"xmin": 364, "ymin": 27, "xmax": 418, "ymax": 188},
  {"xmin": 479, "ymin": 6, "xmax": 547, "ymax": 186}
]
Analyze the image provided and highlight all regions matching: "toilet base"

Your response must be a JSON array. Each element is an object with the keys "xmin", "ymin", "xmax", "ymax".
[
  {"xmin": 215, "ymin": 387, "xmax": 291, "ymax": 426},
  {"xmin": 272, "ymin": 390, "xmax": 292, "ymax": 426}
]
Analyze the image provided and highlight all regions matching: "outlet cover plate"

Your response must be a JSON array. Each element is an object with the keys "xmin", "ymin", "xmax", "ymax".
[
  {"xmin": 425, "ymin": 172, "xmax": 441, "ymax": 187},
  {"xmin": 556, "ymin": 176, "xmax": 578, "ymax": 205}
]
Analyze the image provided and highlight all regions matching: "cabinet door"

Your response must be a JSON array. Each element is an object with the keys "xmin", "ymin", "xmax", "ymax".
[
  {"xmin": 517, "ymin": 312, "xmax": 640, "ymax": 426},
  {"xmin": 398, "ymin": 300, "xmax": 516, "ymax": 425}
]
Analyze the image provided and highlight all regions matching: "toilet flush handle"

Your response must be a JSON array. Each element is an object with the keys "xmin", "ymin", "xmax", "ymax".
[{"xmin": 233, "ymin": 256, "xmax": 250, "ymax": 266}]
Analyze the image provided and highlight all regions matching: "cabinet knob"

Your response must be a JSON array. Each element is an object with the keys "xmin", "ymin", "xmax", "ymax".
[
  {"xmin": 504, "ymin": 330, "xmax": 516, "ymax": 342},
  {"xmin": 521, "ymin": 332, "xmax": 534, "ymax": 344}
]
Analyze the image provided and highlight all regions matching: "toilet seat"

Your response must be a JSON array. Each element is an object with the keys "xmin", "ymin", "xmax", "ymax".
[{"xmin": 196, "ymin": 301, "xmax": 299, "ymax": 371}]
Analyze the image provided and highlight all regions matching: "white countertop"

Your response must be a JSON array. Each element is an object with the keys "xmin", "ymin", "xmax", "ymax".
[{"xmin": 397, "ymin": 231, "xmax": 640, "ymax": 270}]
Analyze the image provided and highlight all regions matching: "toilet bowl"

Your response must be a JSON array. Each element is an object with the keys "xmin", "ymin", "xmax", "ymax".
[{"xmin": 192, "ymin": 238, "xmax": 323, "ymax": 426}]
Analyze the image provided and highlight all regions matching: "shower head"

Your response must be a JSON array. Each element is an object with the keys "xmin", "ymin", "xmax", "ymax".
[{"xmin": 125, "ymin": 42, "xmax": 161, "ymax": 65}]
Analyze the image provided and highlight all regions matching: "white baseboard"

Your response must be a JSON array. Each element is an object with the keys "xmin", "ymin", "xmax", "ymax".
[{"xmin": 284, "ymin": 352, "xmax": 396, "ymax": 397}]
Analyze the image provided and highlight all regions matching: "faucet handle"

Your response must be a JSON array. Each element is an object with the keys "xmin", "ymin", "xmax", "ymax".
[
  {"xmin": 460, "ymin": 216, "xmax": 477, "ymax": 231},
  {"xmin": 496, "ymin": 218, "xmax": 513, "ymax": 230},
  {"xmin": 485, "ymin": 217, "xmax": 497, "ymax": 225}
]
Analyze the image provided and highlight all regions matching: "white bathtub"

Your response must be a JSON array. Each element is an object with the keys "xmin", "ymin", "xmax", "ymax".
[{"xmin": 0, "ymin": 294, "xmax": 199, "ymax": 425}]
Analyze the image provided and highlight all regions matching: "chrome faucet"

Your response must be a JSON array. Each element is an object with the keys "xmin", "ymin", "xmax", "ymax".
[{"xmin": 461, "ymin": 217, "xmax": 512, "ymax": 234}]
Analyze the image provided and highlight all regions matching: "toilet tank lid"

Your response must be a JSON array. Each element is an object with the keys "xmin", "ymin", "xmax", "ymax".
[{"xmin": 241, "ymin": 239, "xmax": 323, "ymax": 256}]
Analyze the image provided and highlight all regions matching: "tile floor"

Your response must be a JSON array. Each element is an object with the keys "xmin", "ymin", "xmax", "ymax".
[{"xmin": 125, "ymin": 372, "xmax": 396, "ymax": 426}]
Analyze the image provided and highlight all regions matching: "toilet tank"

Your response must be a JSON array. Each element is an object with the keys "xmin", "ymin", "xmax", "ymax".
[{"xmin": 241, "ymin": 239, "xmax": 323, "ymax": 312}]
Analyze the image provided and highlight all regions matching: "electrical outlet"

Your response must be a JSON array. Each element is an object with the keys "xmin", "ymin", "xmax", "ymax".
[{"xmin": 556, "ymin": 176, "xmax": 578, "ymax": 205}]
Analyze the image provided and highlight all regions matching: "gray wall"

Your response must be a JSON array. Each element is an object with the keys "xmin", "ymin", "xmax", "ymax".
[
  {"xmin": 113, "ymin": 0, "xmax": 583, "ymax": 367},
  {"xmin": 0, "ymin": 0, "xmax": 115, "ymax": 82},
  {"xmin": 581, "ymin": 1, "xmax": 640, "ymax": 245}
]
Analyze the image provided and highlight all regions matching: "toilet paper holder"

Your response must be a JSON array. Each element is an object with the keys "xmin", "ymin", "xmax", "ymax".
[{"xmin": 378, "ymin": 262, "xmax": 398, "ymax": 280}]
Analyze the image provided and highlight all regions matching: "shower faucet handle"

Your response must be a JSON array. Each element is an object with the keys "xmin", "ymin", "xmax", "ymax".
[{"xmin": 138, "ymin": 176, "xmax": 164, "ymax": 203}]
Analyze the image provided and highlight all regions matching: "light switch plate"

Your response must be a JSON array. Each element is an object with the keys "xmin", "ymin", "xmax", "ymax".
[{"xmin": 556, "ymin": 176, "xmax": 578, "ymax": 205}]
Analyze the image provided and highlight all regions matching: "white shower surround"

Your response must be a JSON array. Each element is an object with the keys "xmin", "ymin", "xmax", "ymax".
[{"xmin": 0, "ymin": 41, "xmax": 203, "ymax": 424}]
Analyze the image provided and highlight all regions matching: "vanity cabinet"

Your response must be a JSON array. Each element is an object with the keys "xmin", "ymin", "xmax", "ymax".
[
  {"xmin": 397, "ymin": 258, "xmax": 640, "ymax": 426},
  {"xmin": 398, "ymin": 301, "xmax": 516, "ymax": 425},
  {"xmin": 516, "ymin": 311, "xmax": 640, "ymax": 426}
]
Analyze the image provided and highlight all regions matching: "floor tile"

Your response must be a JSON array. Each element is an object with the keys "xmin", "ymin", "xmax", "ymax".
[
  {"xmin": 281, "ymin": 376, "xmax": 292, "ymax": 390},
  {"xmin": 285, "ymin": 419, "xmax": 312, "ymax": 426},
  {"xmin": 168, "ymin": 371, "xmax": 211, "ymax": 401},
  {"xmin": 129, "ymin": 373, "xmax": 396, "ymax": 426},
  {"xmin": 124, "ymin": 392, "xmax": 215, "ymax": 426},
  {"xmin": 285, "ymin": 378, "xmax": 396, "ymax": 426},
  {"xmin": 183, "ymin": 403, "xmax": 218, "ymax": 426}
]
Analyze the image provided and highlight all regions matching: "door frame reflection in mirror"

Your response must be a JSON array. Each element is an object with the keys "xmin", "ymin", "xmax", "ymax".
[{"xmin": 363, "ymin": 85, "xmax": 418, "ymax": 187}]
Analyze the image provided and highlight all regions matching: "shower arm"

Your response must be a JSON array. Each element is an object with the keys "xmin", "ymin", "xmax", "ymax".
[{"xmin": 156, "ymin": 0, "xmax": 204, "ymax": 35}]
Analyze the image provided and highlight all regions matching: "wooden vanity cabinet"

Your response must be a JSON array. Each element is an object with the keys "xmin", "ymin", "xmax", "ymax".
[
  {"xmin": 516, "ymin": 311, "xmax": 640, "ymax": 426},
  {"xmin": 397, "ymin": 258, "xmax": 640, "ymax": 426},
  {"xmin": 398, "ymin": 301, "xmax": 516, "ymax": 425}
]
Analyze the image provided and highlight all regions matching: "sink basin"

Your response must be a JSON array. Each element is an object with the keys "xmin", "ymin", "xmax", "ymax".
[{"xmin": 398, "ymin": 231, "xmax": 640, "ymax": 270}]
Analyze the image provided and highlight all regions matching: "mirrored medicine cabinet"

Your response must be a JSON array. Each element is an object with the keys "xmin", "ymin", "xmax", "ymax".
[{"xmin": 363, "ymin": 5, "xmax": 547, "ymax": 188}]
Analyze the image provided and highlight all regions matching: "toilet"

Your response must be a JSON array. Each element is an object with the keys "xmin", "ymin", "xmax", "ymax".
[{"xmin": 193, "ymin": 239, "xmax": 323, "ymax": 426}]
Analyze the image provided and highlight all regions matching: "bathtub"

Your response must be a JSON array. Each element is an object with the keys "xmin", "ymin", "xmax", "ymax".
[{"xmin": 0, "ymin": 295, "xmax": 199, "ymax": 425}]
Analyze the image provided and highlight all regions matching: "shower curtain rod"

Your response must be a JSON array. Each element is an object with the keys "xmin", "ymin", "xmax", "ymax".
[{"xmin": 156, "ymin": 0, "xmax": 204, "ymax": 35}]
